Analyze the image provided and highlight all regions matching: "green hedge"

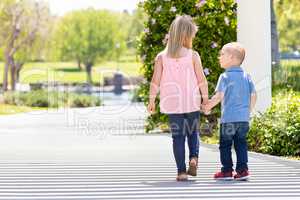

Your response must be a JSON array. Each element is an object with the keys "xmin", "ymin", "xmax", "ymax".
[
  {"xmin": 248, "ymin": 91, "xmax": 300, "ymax": 157},
  {"xmin": 3, "ymin": 90, "xmax": 101, "ymax": 108},
  {"xmin": 68, "ymin": 93, "xmax": 101, "ymax": 107},
  {"xmin": 137, "ymin": 0, "xmax": 237, "ymax": 132}
]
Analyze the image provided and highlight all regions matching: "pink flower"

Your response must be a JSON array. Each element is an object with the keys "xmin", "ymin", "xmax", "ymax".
[
  {"xmin": 196, "ymin": 0, "xmax": 206, "ymax": 8},
  {"xmin": 170, "ymin": 6, "xmax": 177, "ymax": 12},
  {"xmin": 211, "ymin": 42, "xmax": 218, "ymax": 48},
  {"xmin": 203, "ymin": 68, "xmax": 210, "ymax": 76},
  {"xmin": 151, "ymin": 18, "xmax": 156, "ymax": 25},
  {"xmin": 141, "ymin": 55, "xmax": 146, "ymax": 62},
  {"xmin": 144, "ymin": 28, "xmax": 150, "ymax": 34},
  {"xmin": 155, "ymin": 5, "xmax": 162, "ymax": 13},
  {"xmin": 224, "ymin": 17, "xmax": 230, "ymax": 26}
]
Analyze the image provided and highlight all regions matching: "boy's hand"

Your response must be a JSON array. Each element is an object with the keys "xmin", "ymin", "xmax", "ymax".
[
  {"xmin": 147, "ymin": 101, "xmax": 155, "ymax": 115},
  {"xmin": 201, "ymin": 103, "xmax": 211, "ymax": 115}
]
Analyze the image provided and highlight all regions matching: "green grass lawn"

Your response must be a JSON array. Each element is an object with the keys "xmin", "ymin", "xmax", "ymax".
[
  {"xmin": 0, "ymin": 54, "xmax": 142, "ymax": 85},
  {"xmin": 273, "ymin": 59, "xmax": 300, "ymax": 92}
]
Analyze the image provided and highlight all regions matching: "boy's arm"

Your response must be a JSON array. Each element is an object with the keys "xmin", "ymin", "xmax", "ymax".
[
  {"xmin": 149, "ymin": 55, "xmax": 163, "ymax": 104},
  {"xmin": 205, "ymin": 92, "xmax": 224, "ymax": 110},
  {"xmin": 248, "ymin": 74, "xmax": 257, "ymax": 113},
  {"xmin": 202, "ymin": 74, "xmax": 226, "ymax": 112},
  {"xmin": 192, "ymin": 51, "xmax": 209, "ymax": 104},
  {"xmin": 250, "ymin": 92, "xmax": 257, "ymax": 113}
]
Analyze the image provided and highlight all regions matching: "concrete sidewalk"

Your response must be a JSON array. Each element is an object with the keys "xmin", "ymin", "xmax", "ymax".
[{"xmin": 0, "ymin": 104, "xmax": 299, "ymax": 199}]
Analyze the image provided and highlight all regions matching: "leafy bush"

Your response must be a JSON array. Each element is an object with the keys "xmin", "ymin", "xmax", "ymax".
[
  {"xmin": 3, "ymin": 92, "xmax": 18, "ymax": 105},
  {"xmin": 248, "ymin": 91, "xmax": 300, "ymax": 156},
  {"xmin": 131, "ymin": 88, "xmax": 143, "ymax": 102},
  {"xmin": 137, "ymin": 0, "xmax": 237, "ymax": 132},
  {"xmin": 68, "ymin": 93, "xmax": 101, "ymax": 107},
  {"xmin": 24, "ymin": 91, "xmax": 51, "ymax": 107},
  {"xmin": 3, "ymin": 90, "xmax": 101, "ymax": 108}
]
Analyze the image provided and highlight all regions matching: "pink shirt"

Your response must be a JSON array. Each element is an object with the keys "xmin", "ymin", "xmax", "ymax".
[{"xmin": 159, "ymin": 50, "xmax": 201, "ymax": 114}]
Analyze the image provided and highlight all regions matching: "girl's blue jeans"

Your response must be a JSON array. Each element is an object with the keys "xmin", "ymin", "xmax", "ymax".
[{"xmin": 168, "ymin": 111, "xmax": 200, "ymax": 174}]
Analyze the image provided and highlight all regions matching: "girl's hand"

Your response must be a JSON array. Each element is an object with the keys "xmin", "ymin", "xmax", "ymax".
[
  {"xmin": 202, "ymin": 98, "xmax": 209, "ymax": 105},
  {"xmin": 147, "ymin": 101, "xmax": 156, "ymax": 114}
]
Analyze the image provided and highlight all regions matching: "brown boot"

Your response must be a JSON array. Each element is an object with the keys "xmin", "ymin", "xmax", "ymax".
[
  {"xmin": 187, "ymin": 157, "xmax": 198, "ymax": 176},
  {"xmin": 176, "ymin": 172, "xmax": 188, "ymax": 181}
]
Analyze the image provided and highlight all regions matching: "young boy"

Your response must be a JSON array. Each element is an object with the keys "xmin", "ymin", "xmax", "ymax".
[{"xmin": 202, "ymin": 42, "xmax": 257, "ymax": 181}]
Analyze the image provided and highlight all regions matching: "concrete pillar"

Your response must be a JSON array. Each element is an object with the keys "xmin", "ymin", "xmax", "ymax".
[{"xmin": 237, "ymin": 0, "xmax": 272, "ymax": 112}]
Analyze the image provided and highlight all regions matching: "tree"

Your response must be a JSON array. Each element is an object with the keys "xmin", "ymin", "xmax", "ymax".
[
  {"xmin": 275, "ymin": 0, "xmax": 300, "ymax": 52},
  {"xmin": 0, "ymin": 0, "xmax": 50, "ymax": 91},
  {"xmin": 52, "ymin": 11, "xmax": 84, "ymax": 70},
  {"xmin": 53, "ymin": 9, "xmax": 126, "ymax": 84},
  {"xmin": 271, "ymin": 0, "xmax": 280, "ymax": 69},
  {"xmin": 138, "ymin": 0, "xmax": 237, "ymax": 132},
  {"xmin": 126, "ymin": 7, "xmax": 147, "ymax": 49}
]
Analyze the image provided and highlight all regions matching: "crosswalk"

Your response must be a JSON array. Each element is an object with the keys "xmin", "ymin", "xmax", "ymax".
[
  {"xmin": 0, "ymin": 104, "xmax": 299, "ymax": 199},
  {"xmin": 0, "ymin": 161, "xmax": 299, "ymax": 200}
]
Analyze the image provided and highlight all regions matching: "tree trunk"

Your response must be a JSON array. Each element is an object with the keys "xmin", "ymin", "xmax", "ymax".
[
  {"xmin": 15, "ymin": 62, "xmax": 24, "ymax": 84},
  {"xmin": 85, "ymin": 63, "xmax": 93, "ymax": 84},
  {"xmin": 10, "ymin": 58, "xmax": 16, "ymax": 91},
  {"xmin": 8, "ymin": 57, "xmax": 24, "ymax": 91},
  {"xmin": 271, "ymin": 0, "xmax": 280, "ymax": 69},
  {"xmin": 2, "ymin": 56, "xmax": 10, "ymax": 91},
  {"xmin": 77, "ymin": 59, "xmax": 82, "ymax": 71}
]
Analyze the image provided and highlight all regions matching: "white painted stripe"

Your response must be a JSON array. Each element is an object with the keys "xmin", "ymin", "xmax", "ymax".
[
  {"xmin": 0, "ymin": 174, "xmax": 297, "ymax": 179},
  {"xmin": 0, "ymin": 192, "xmax": 299, "ymax": 198},
  {"xmin": 0, "ymin": 176, "xmax": 300, "ymax": 183},
  {"xmin": 0, "ymin": 162, "xmax": 282, "ymax": 165},
  {"xmin": 0, "ymin": 185, "xmax": 299, "ymax": 192},
  {"xmin": 0, "ymin": 167, "xmax": 296, "ymax": 172},
  {"xmin": 0, "ymin": 180, "xmax": 299, "ymax": 185},
  {"xmin": 0, "ymin": 161, "xmax": 278, "ymax": 163},
  {"xmin": 0, "ymin": 197, "xmax": 297, "ymax": 200},
  {"xmin": 0, "ymin": 165, "xmax": 295, "ymax": 169},
  {"xmin": 0, "ymin": 171, "xmax": 297, "ymax": 175}
]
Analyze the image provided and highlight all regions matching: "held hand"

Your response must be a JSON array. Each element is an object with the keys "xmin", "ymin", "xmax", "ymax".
[
  {"xmin": 202, "ymin": 98, "xmax": 209, "ymax": 106},
  {"xmin": 201, "ymin": 104, "xmax": 211, "ymax": 115},
  {"xmin": 147, "ymin": 101, "xmax": 156, "ymax": 115}
]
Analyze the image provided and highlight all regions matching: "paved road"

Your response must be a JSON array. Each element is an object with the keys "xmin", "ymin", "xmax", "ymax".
[{"xmin": 0, "ymin": 104, "xmax": 299, "ymax": 199}]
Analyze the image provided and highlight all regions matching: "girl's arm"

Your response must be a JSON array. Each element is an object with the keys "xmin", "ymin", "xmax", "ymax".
[
  {"xmin": 149, "ymin": 54, "xmax": 163, "ymax": 104},
  {"xmin": 192, "ymin": 51, "xmax": 209, "ymax": 104}
]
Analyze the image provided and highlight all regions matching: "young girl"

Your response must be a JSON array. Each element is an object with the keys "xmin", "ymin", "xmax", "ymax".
[{"xmin": 147, "ymin": 15, "xmax": 208, "ymax": 181}]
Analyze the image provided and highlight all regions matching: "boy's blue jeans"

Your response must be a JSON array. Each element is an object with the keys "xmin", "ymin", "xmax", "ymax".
[
  {"xmin": 219, "ymin": 122, "xmax": 249, "ymax": 173},
  {"xmin": 168, "ymin": 111, "xmax": 200, "ymax": 174}
]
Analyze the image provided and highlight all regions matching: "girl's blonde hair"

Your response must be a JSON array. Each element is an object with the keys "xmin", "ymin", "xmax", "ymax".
[{"xmin": 166, "ymin": 15, "xmax": 198, "ymax": 58}]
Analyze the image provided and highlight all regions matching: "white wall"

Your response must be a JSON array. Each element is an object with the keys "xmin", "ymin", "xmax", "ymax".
[{"xmin": 237, "ymin": 0, "xmax": 272, "ymax": 112}]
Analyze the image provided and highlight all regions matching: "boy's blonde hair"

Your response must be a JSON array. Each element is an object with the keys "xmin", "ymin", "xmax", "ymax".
[
  {"xmin": 166, "ymin": 15, "xmax": 198, "ymax": 58},
  {"xmin": 223, "ymin": 42, "xmax": 246, "ymax": 65}
]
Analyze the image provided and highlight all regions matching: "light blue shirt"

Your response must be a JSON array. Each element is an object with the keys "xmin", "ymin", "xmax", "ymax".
[{"xmin": 215, "ymin": 66, "xmax": 256, "ymax": 123}]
